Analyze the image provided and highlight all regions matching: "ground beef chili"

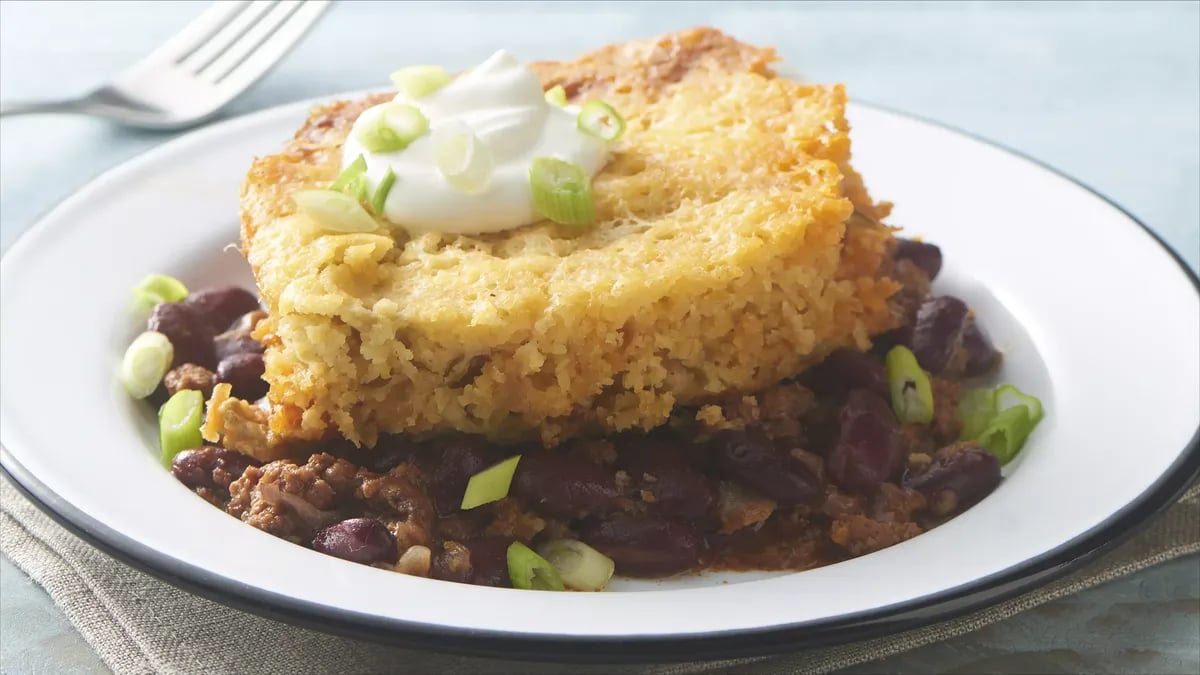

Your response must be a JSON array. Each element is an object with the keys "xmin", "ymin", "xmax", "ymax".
[{"xmin": 156, "ymin": 238, "xmax": 1007, "ymax": 587}]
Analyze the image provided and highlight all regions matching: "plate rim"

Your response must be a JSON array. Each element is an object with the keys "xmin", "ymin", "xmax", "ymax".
[{"xmin": 1, "ymin": 99, "xmax": 1197, "ymax": 663}]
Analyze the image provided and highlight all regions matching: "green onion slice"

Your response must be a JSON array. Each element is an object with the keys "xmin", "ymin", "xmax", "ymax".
[
  {"xmin": 293, "ymin": 190, "xmax": 380, "ymax": 233},
  {"xmin": 370, "ymin": 167, "xmax": 397, "ymax": 215},
  {"xmin": 885, "ymin": 346, "xmax": 935, "ymax": 424},
  {"xmin": 976, "ymin": 405, "xmax": 1034, "ymax": 465},
  {"xmin": 576, "ymin": 100, "xmax": 626, "ymax": 142},
  {"xmin": 120, "ymin": 331, "xmax": 174, "ymax": 399},
  {"xmin": 390, "ymin": 65, "xmax": 451, "ymax": 99},
  {"xmin": 507, "ymin": 542, "xmax": 565, "ymax": 591},
  {"xmin": 461, "ymin": 455, "xmax": 522, "ymax": 510},
  {"xmin": 330, "ymin": 155, "xmax": 370, "ymax": 203},
  {"xmin": 994, "ymin": 384, "xmax": 1044, "ymax": 425},
  {"xmin": 529, "ymin": 157, "xmax": 595, "ymax": 226},
  {"xmin": 356, "ymin": 103, "xmax": 429, "ymax": 153},
  {"xmin": 133, "ymin": 274, "xmax": 188, "ymax": 310},
  {"xmin": 330, "ymin": 154, "xmax": 367, "ymax": 192},
  {"xmin": 159, "ymin": 389, "xmax": 205, "ymax": 467},
  {"xmin": 537, "ymin": 539, "xmax": 614, "ymax": 592},
  {"xmin": 957, "ymin": 387, "xmax": 998, "ymax": 441},
  {"xmin": 544, "ymin": 85, "xmax": 567, "ymax": 107},
  {"xmin": 433, "ymin": 120, "xmax": 494, "ymax": 194}
]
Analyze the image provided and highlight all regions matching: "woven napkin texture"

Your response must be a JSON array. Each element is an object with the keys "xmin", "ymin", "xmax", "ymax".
[{"xmin": 2, "ymin": 477, "xmax": 1197, "ymax": 675}]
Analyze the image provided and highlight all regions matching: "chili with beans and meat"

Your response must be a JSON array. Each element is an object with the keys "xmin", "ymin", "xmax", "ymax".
[{"xmin": 122, "ymin": 238, "xmax": 1044, "ymax": 590}]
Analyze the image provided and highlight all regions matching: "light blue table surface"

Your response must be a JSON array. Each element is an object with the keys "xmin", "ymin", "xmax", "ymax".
[{"xmin": 1, "ymin": 2, "xmax": 1198, "ymax": 673}]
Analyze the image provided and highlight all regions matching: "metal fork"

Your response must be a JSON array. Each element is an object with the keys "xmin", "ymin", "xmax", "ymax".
[{"xmin": 0, "ymin": 0, "xmax": 331, "ymax": 130}]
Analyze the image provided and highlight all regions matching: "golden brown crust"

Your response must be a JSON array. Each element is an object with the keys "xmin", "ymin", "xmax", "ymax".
[{"xmin": 237, "ymin": 28, "xmax": 901, "ymax": 448}]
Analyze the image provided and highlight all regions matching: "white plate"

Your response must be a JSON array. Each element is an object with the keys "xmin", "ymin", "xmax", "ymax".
[{"xmin": 2, "ymin": 97, "xmax": 1198, "ymax": 661}]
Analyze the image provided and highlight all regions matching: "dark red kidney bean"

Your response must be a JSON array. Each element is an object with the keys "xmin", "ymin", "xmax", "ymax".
[
  {"xmin": 171, "ymin": 446, "xmax": 260, "ymax": 491},
  {"xmin": 312, "ymin": 518, "xmax": 397, "ymax": 565},
  {"xmin": 185, "ymin": 286, "xmax": 261, "ymax": 334},
  {"xmin": 911, "ymin": 296, "xmax": 969, "ymax": 373},
  {"xmin": 712, "ymin": 430, "xmax": 823, "ymax": 505},
  {"xmin": 579, "ymin": 514, "xmax": 701, "ymax": 577},
  {"xmin": 216, "ymin": 352, "xmax": 268, "ymax": 400},
  {"xmin": 466, "ymin": 536, "xmax": 514, "ymax": 587},
  {"xmin": 803, "ymin": 348, "xmax": 888, "ymax": 399},
  {"xmin": 512, "ymin": 452, "xmax": 618, "ymax": 518},
  {"xmin": 961, "ymin": 321, "xmax": 1000, "ymax": 377},
  {"xmin": 894, "ymin": 239, "xmax": 943, "ymax": 280},
  {"xmin": 904, "ymin": 445, "xmax": 1001, "ymax": 517},
  {"xmin": 618, "ymin": 442, "xmax": 717, "ymax": 521},
  {"xmin": 148, "ymin": 302, "xmax": 216, "ymax": 369},
  {"xmin": 416, "ymin": 435, "xmax": 501, "ymax": 515},
  {"xmin": 227, "ymin": 309, "xmax": 267, "ymax": 334},
  {"xmin": 214, "ymin": 332, "xmax": 264, "ymax": 362},
  {"xmin": 355, "ymin": 434, "xmax": 423, "ymax": 474},
  {"xmin": 828, "ymin": 389, "xmax": 905, "ymax": 493}
]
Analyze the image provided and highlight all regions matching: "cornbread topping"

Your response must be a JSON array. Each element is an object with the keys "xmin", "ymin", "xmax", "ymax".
[{"xmin": 342, "ymin": 49, "xmax": 610, "ymax": 235}]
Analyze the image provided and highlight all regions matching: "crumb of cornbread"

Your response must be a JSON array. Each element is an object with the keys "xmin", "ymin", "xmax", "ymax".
[{"xmin": 239, "ymin": 27, "xmax": 901, "ymax": 447}]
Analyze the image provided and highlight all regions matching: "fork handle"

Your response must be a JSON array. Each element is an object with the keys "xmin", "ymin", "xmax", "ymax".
[{"xmin": 0, "ymin": 97, "xmax": 87, "ymax": 118}]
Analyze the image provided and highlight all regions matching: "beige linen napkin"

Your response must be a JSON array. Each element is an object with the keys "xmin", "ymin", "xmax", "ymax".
[{"xmin": 2, "ymin": 476, "xmax": 1197, "ymax": 675}]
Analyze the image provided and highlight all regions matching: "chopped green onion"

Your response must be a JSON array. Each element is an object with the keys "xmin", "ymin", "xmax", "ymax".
[
  {"xmin": 885, "ymin": 346, "xmax": 934, "ymax": 424},
  {"xmin": 957, "ymin": 387, "xmax": 998, "ymax": 441},
  {"xmin": 330, "ymin": 155, "xmax": 367, "ymax": 192},
  {"xmin": 293, "ymin": 190, "xmax": 380, "ymax": 233},
  {"xmin": 159, "ymin": 389, "xmax": 205, "ymax": 467},
  {"xmin": 356, "ymin": 103, "xmax": 429, "ymax": 153},
  {"xmin": 507, "ymin": 542, "xmax": 565, "ymax": 591},
  {"xmin": 330, "ymin": 155, "xmax": 370, "ymax": 203},
  {"xmin": 544, "ymin": 85, "xmax": 567, "ymax": 107},
  {"xmin": 529, "ymin": 157, "xmax": 595, "ymax": 226},
  {"xmin": 994, "ymin": 384, "xmax": 1044, "ymax": 425},
  {"xmin": 370, "ymin": 167, "xmax": 396, "ymax": 215},
  {"xmin": 976, "ymin": 405, "xmax": 1034, "ymax": 465},
  {"xmin": 576, "ymin": 100, "xmax": 626, "ymax": 142},
  {"xmin": 390, "ymin": 65, "xmax": 451, "ymax": 99},
  {"xmin": 537, "ymin": 539, "xmax": 614, "ymax": 592},
  {"xmin": 120, "ymin": 331, "xmax": 174, "ymax": 399},
  {"xmin": 133, "ymin": 274, "xmax": 188, "ymax": 310},
  {"xmin": 433, "ymin": 120, "xmax": 494, "ymax": 194},
  {"xmin": 461, "ymin": 455, "xmax": 521, "ymax": 510}
]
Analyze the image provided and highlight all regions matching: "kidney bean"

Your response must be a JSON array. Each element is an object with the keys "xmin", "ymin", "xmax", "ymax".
[
  {"xmin": 227, "ymin": 309, "xmax": 268, "ymax": 334},
  {"xmin": 911, "ymin": 296, "xmax": 969, "ymax": 373},
  {"xmin": 904, "ymin": 444, "xmax": 1001, "ymax": 517},
  {"xmin": 961, "ymin": 321, "xmax": 1000, "ymax": 376},
  {"xmin": 147, "ymin": 302, "xmax": 215, "ymax": 369},
  {"xmin": 828, "ymin": 389, "xmax": 905, "ymax": 492},
  {"xmin": 185, "ymin": 286, "xmax": 261, "ymax": 334},
  {"xmin": 214, "ymin": 332, "xmax": 264, "ymax": 362},
  {"xmin": 466, "ymin": 536, "xmax": 514, "ymax": 587},
  {"xmin": 171, "ymin": 446, "xmax": 260, "ymax": 491},
  {"xmin": 712, "ymin": 430, "xmax": 823, "ymax": 505},
  {"xmin": 217, "ymin": 352, "xmax": 268, "ymax": 400},
  {"xmin": 580, "ymin": 514, "xmax": 702, "ymax": 577},
  {"xmin": 894, "ymin": 239, "xmax": 943, "ymax": 280},
  {"xmin": 618, "ymin": 440, "xmax": 717, "ymax": 521},
  {"xmin": 354, "ymin": 434, "xmax": 422, "ymax": 474},
  {"xmin": 512, "ymin": 451, "xmax": 618, "ymax": 518},
  {"xmin": 803, "ymin": 348, "xmax": 888, "ymax": 399},
  {"xmin": 312, "ymin": 518, "xmax": 398, "ymax": 565},
  {"xmin": 416, "ymin": 435, "xmax": 501, "ymax": 515}
]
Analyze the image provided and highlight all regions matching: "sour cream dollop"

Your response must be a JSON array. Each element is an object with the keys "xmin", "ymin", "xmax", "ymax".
[{"xmin": 342, "ymin": 50, "xmax": 610, "ymax": 235}]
